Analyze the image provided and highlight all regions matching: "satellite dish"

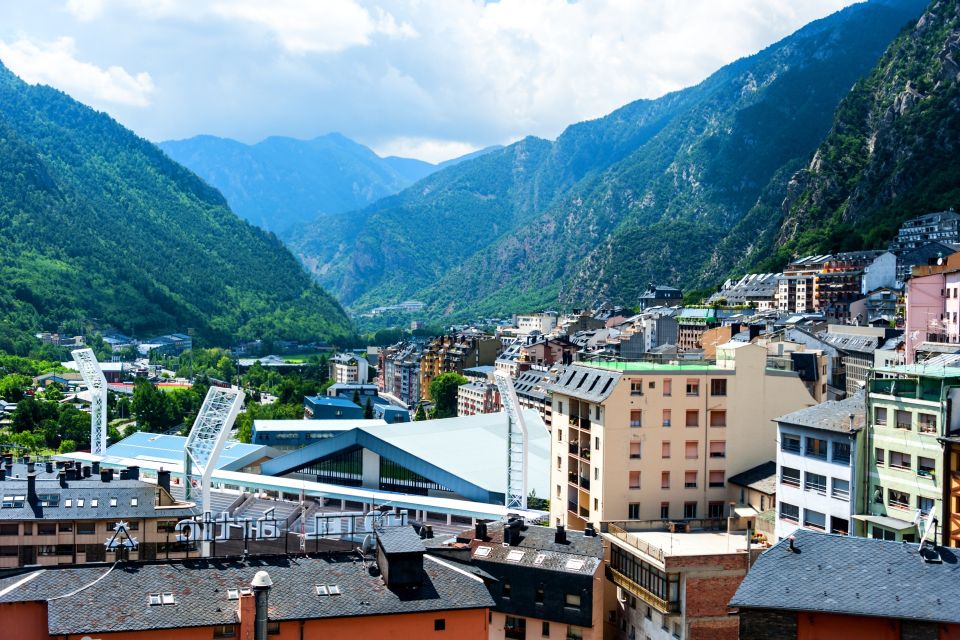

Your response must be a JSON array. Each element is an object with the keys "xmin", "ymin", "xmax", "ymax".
[{"xmin": 361, "ymin": 534, "xmax": 373, "ymax": 556}]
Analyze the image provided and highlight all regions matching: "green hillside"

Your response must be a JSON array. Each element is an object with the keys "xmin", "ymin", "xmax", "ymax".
[{"xmin": 0, "ymin": 61, "xmax": 353, "ymax": 346}]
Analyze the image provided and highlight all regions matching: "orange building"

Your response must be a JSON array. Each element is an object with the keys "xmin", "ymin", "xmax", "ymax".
[{"xmin": 0, "ymin": 527, "xmax": 493, "ymax": 640}]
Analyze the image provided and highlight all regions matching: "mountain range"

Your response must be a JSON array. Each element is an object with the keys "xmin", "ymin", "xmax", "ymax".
[
  {"xmin": 159, "ymin": 134, "xmax": 500, "ymax": 237},
  {"xmin": 0, "ymin": 60, "xmax": 353, "ymax": 349},
  {"xmin": 285, "ymin": 0, "xmax": 933, "ymax": 318}
]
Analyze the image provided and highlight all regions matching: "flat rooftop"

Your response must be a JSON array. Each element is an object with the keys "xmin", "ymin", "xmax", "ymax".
[
  {"xmin": 604, "ymin": 525, "xmax": 748, "ymax": 563},
  {"xmin": 579, "ymin": 360, "xmax": 724, "ymax": 372}
]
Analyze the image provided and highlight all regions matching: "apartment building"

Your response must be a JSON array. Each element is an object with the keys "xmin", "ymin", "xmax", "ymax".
[
  {"xmin": 0, "ymin": 457, "xmax": 197, "ymax": 569},
  {"xmin": 860, "ymin": 364, "xmax": 958, "ymax": 542},
  {"xmin": 604, "ymin": 522, "xmax": 753, "ymax": 640},
  {"xmin": 889, "ymin": 210, "xmax": 960, "ymax": 254},
  {"xmin": 457, "ymin": 380, "xmax": 500, "ymax": 417},
  {"xmin": 946, "ymin": 435, "xmax": 960, "ymax": 547},
  {"xmin": 420, "ymin": 334, "xmax": 500, "ymax": 401},
  {"xmin": 379, "ymin": 341, "xmax": 423, "ymax": 408},
  {"xmin": 546, "ymin": 342, "xmax": 816, "ymax": 530},
  {"xmin": 904, "ymin": 251, "xmax": 960, "ymax": 363},
  {"xmin": 515, "ymin": 312, "xmax": 559, "ymax": 336},
  {"xmin": 329, "ymin": 353, "xmax": 370, "ymax": 385},
  {"xmin": 513, "ymin": 369, "xmax": 557, "ymax": 431},
  {"xmin": 774, "ymin": 394, "xmax": 864, "ymax": 541}
]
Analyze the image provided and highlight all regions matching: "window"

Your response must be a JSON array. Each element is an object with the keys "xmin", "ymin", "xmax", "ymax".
[
  {"xmin": 661, "ymin": 441, "xmax": 671, "ymax": 459},
  {"xmin": 661, "ymin": 471, "xmax": 670, "ymax": 489},
  {"xmin": 157, "ymin": 520, "xmax": 177, "ymax": 533},
  {"xmin": 781, "ymin": 466, "xmax": 800, "ymax": 488},
  {"xmin": 889, "ymin": 451, "xmax": 911, "ymax": 471},
  {"xmin": 109, "ymin": 498, "xmax": 118, "ymax": 507},
  {"xmin": 629, "ymin": 471, "xmax": 641, "ymax": 489},
  {"xmin": 875, "ymin": 447, "xmax": 885, "ymax": 466},
  {"xmin": 684, "ymin": 471, "xmax": 697, "ymax": 489},
  {"xmin": 663, "ymin": 379, "xmax": 672, "ymax": 396},
  {"xmin": 873, "ymin": 485, "xmax": 884, "ymax": 504},
  {"xmin": 709, "ymin": 471, "xmax": 725, "ymax": 488},
  {"xmin": 0, "ymin": 524, "xmax": 17, "ymax": 536},
  {"xmin": 708, "ymin": 501, "xmax": 724, "ymax": 518},
  {"xmin": 595, "ymin": 436, "xmax": 600, "ymax": 450},
  {"xmin": 685, "ymin": 441, "xmax": 698, "ymax": 459},
  {"xmin": 630, "ymin": 442, "xmax": 642, "ymax": 459},
  {"xmin": 803, "ymin": 509, "xmax": 826, "ymax": 531},
  {"xmin": 875, "ymin": 407, "xmax": 887, "ymax": 426},
  {"xmin": 502, "ymin": 583, "xmax": 512, "ymax": 599},
  {"xmin": 212, "ymin": 625, "xmax": 237, "ymax": 638},
  {"xmin": 557, "ymin": 456, "xmax": 561, "ymax": 470},
  {"xmin": 565, "ymin": 593, "xmax": 581, "ymax": 608},
  {"xmin": 542, "ymin": 622, "xmax": 550, "ymax": 637},
  {"xmin": 434, "ymin": 619, "xmax": 446, "ymax": 631},
  {"xmin": 628, "ymin": 503, "xmax": 640, "ymax": 519},
  {"xmin": 59, "ymin": 523, "xmax": 72, "ymax": 533},
  {"xmin": 780, "ymin": 502, "xmax": 799, "ymax": 523},
  {"xmin": 709, "ymin": 441, "xmax": 725, "ymax": 458},
  {"xmin": 918, "ymin": 496, "xmax": 935, "ymax": 514},
  {"xmin": 805, "ymin": 437, "xmax": 827, "ymax": 459},
  {"xmin": 888, "ymin": 489, "xmax": 910, "ymax": 510},
  {"xmin": 918, "ymin": 456, "xmax": 936, "ymax": 477},
  {"xmin": 710, "ymin": 379, "xmax": 727, "ymax": 396},
  {"xmin": 831, "ymin": 516, "xmax": 849, "ymax": 535},
  {"xmin": 130, "ymin": 497, "xmax": 138, "ymax": 507},
  {"xmin": 832, "ymin": 441, "xmax": 851, "ymax": 464},
  {"xmin": 631, "ymin": 381, "xmax": 643, "ymax": 396},
  {"xmin": 782, "ymin": 434, "xmax": 800, "ymax": 453},
  {"xmin": 831, "ymin": 478, "xmax": 850, "ymax": 501},
  {"xmin": 686, "ymin": 379, "xmax": 700, "ymax": 396},
  {"xmin": 662, "ymin": 409, "xmax": 671, "ymax": 427},
  {"xmin": 630, "ymin": 410, "xmax": 642, "ymax": 428},
  {"xmin": 77, "ymin": 522, "xmax": 96, "ymax": 535},
  {"xmin": 895, "ymin": 410, "xmax": 911, "ymax": 430},
  {"xmin": 38, "ymin": 523, "xmax": 56, "ymax": 535},
  {"xmin": 918, "ymin": 413, "xmax": 937, "ymax": 434},
  {"xmin": 804, "ymin": 472, "xmax": 826, "ymax": 495},
  {"xmin": 660, "ymin": 502, "xmax": 669, "ymax": 519},
  {"xmin": 683, "ymin": 502, "xmax": 697, "ymax": 518},
  {"xmin": 685, "ymin": 410, "xmax": 699, "ymax": 428},
  {"xmin": 566, "ymin": 627, "xmax": 583, "ymax": 640},
  {"xmin": 504, "ymin": 616, "xmax": 525, "ymax": 640}
]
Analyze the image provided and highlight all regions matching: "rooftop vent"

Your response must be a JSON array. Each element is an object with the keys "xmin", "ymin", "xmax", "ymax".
[{"xmin": 555, "ymin": 524, "xmax": 567, "ymax": 545}]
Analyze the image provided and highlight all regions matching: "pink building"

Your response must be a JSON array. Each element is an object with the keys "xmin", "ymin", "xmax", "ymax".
[{"xmin": 905, "ymin": 253, "xmax": 960, "ymax": 363}]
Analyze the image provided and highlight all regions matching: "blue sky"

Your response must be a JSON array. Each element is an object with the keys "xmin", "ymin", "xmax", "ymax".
[{"xmin": 0, "ymin": 0, "xmax": 856, "ymax": 162}]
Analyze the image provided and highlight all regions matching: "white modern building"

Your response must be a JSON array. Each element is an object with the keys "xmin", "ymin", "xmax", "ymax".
[{"xmin": 774, "ymin": 394, "xmax": 864, "ymax": 540}]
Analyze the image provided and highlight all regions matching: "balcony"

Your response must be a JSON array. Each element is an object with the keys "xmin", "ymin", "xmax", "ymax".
[
  {"xmin": 579, "ymin": 477, "xmax": 591, "ymax": 490},
  {"xmin": 569, "ymin": 416, "xmax": 591, "ymax": 431},
  {"xmin": 568, "ymin": 443, "xmax": 579, "ymax": 456}
]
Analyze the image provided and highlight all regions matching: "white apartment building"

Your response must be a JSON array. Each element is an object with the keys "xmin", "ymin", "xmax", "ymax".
[{"xmin": 774, "ymin": 394, "xmax": 863, "ymax": 540}]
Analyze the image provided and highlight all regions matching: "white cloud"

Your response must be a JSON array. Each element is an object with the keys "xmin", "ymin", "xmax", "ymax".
[
  {"xmin": 0, "ymin": 36, "xmax": 154, "ymax": 106},
  {"xmin": 8, "ymin": 0, "xmax": 861, "ymax": 159},
  {"xmin": 372, "ymin": 137, "xmax": 480, "ymax": 164}
]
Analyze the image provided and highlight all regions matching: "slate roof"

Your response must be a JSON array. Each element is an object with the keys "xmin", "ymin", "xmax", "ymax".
[
  {"xmin": 775, "ymin": 392, "xmax": 865, "ymax": 434},
  {"xmin": 375, "ymin": 525, "xmax": 426, "ymax": 554},
  {"xmin": 726, "ymin": 461, "xmax": 777, "ymax": 495},
  {"xmin": 818, "ymin": 331, "xmax": 881, "ymax": 355},
  {"xmin": 729, "ymin": 529, "xmax": 960, "ymax": 624},
  {"xmin": 455, "ymin": 523, "xmax": 603, "ymax": 575},
  {"xmin": 0, "ymin": 465, "xmax": 197, "ymax": 521},
  {"xmin": 0, "ymin": 553, "xmax": 494, "ymax": 635},
  {"xmin": 545, "ymin": 365, "xmax": 621, "ymax": 403}
]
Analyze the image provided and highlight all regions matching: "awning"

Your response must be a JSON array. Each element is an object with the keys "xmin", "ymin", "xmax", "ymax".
[
  {"xmin": 852, "ymin": 514, "xmax": 917, "ymax": 532},
  {"xmin": 733, "ymin": 506, "xmax": 759, "ymax": 518}
]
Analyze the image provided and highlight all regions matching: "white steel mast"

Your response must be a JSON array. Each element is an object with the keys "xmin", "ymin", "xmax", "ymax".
[{"xmin": 71, "ymin": 348, "xmax": 108, "ymax": 457}]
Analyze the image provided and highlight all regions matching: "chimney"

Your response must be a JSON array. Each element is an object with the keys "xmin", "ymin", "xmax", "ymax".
[
  {"xmin": 0, "ymin": 468, "xmax": 5, "ymax": 481},
  {"xmin": 505, "ymin": 518, "xmax": 522, "ymax": 546},
  {"xmin": 555, "ymin": 524, "xmax": 567, "ymax": 544},
  {"xmin": 251, "ymin": 571, "xmax": 273, "ymax": 640},
  {"xmin": 157, "ymin": 469, "xmax": 171, "ymax": 494},
  {"xmin": 119, "ymin": 469, "xmax": 129, "ymax": 480},
  {"xmin": 58, "ymin": 472, "xmax": 67, "ymax": 488},
  {"xmin": 787, "ymin": 535, "xmax": 797, "ymax": 553},
  {"xmin": 100, "ymin": 468, "xmax": 112, "ymax": 483},
  {"xmin": 45, "ymin": 461, "xmax": 53, "ymax": 473},
  {"xmin": 82, "ymin": 466, "xmax": 91, "ymax": 478},
  {"xmin": 26, "ymin": 472, "xmax": 37, "ymax": 505},
  {"xmin": 128, "ymin": 466, "xmax": 140, "ymax": 481},
  {"xmin": 22, "ymin": 455, "xmax": 29, "ymax": 465},
  {"xmin": 91, "ymin": 461, "xmax": 100, "ymax": 474},
  {"xmin": 237, "ymin": 591, "xmax": 256, "ymax": 640},
  {"xmin": 26, "ymin": 461, "xmax": 35, "ymax": 474},
  {"xmin": 475, "ymin": 522, "xmax": 488, "ymax": 540},
  {"xmin": 585, "ymin": 522, "xmax": 597, "ymax": 537}
]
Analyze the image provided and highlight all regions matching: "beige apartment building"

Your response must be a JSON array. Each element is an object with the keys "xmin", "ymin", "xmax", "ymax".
[{"xmin": 547, "ymin": 343, "xmax": 817, "ymax": 529}]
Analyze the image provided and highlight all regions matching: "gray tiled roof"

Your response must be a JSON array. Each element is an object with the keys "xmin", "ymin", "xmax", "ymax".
[
  {"xmin": 0, "ymin": 467, "xmax": 197, "ymax": 521},
  {"xmin": 730, "ymin": 529, "xmax": 960, "ymax": 624},
  {"xmin": 0, "ymin": 553, "xmax": 494, "ymax": 635},
  {"xmin": 459, "ymin": 523, "xmax": 603, "ymax": 574},
  {"xmin": 375, "ymin": 525, "xmax": 426, "ymax": 554},
  {"xmin": 545, "ymin": 365, "xmax": 621, "ymax": 402},
  {"xmin": 726, "ymin": 461, "xmax": 777, "ymax": 495},
  {"xmin": 775, "ymin": 392, "xmax": 865, "ymax": 434}
]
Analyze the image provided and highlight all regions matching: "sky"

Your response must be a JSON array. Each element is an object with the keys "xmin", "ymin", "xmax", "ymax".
[{"xmin": 0, "ymin": 0, "xmax": 858, "ymax": 162}]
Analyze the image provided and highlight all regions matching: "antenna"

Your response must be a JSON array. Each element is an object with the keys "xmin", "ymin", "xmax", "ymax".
[
  {"xmin": 494, "ymin": 371, "xmax": 528, "ymax": 511},
  {"xmin": 71, "ymin": 348, "xmax": 108, "ymax": 457},
  {"xmin": 184, "ymin": 386, "xmax": 243, "ymax": 556}
]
